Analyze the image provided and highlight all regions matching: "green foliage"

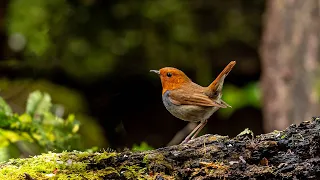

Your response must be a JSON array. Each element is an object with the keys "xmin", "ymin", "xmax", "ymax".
[
  {"xmin": 0, "ymin": 79, "xmax": 109, "ymax": 149},
  {"xmin": 0, "ymin": 91, "xmax": 81, "ymax": 161},
  {"xmin": 6, "ymin": 0, "xmax": 264, "ymax": 83},
  {"xmin": 132, "ymin": 142, "xmax": 154, "ymax": 152},
  {"xmin": 7, "ymin": 0, "xmax": 115, "ymax": 80},
  {"xmin": 7, "ymin": 0, "xmax": 69, "ymax": 56},
  {"xmin": 0, "ymin": 98, "xmax": 12, "ymax": 115}
]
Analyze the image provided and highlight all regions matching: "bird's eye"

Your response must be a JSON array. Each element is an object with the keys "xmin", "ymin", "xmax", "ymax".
[{"xmin": 166, "ymin": 72, "xmax": 172, "ymax": 77}]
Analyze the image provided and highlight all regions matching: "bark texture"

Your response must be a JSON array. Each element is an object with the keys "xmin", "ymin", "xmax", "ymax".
[
  {"xmin": 260, "ymin": 0, "xmax": 320, "ymax": 132},
  {"xmin": 1, "ymin": 118, "xmax": 320, "ymax": 179}
]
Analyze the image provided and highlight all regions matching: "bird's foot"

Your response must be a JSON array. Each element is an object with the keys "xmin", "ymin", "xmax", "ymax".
[{"xmin": 180, "ymin": 138, "xmax": 190, "ymax": 144}]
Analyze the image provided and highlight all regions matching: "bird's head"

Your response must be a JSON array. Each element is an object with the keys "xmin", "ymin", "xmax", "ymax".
[{"xmin": 150, "ymin": 67, "xmax": 191, "ymax": 94}]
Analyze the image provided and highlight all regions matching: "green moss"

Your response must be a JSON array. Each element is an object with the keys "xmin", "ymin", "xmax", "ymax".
[
  {"xmin": 143, "ymin": 153, "xmax": 173, "ymax": 173},
  {"xmin": 0, "ymin": 149, "xmax": 175, "ymax": 179},
  {"xmin": 83, "ymin": 168, "xmax": 118, "ymax": 179},
  {"xmin": 119, "ymin": 165, "xmax": 149, "ymax": 180},
  {"xmin": 280, "ymin": 134, "xmax": 287, "ymax": 139},
  {"xmin": 271, "ymin": 130, "xmax": 280, "ymax": 134},
  {"xmin": 272, "ymin": 130, "xmax": 283, "ymax": 138},
  {"xmin": 0, "ymin": 151, "xmax": 119, "ymax": 180},
  {"xmin": 72, "ymin": 151, "xmax": 90, "ymax": 159},
  {"xmin": 143, "ymin": 153, "xmax": 164, "ymax": 164},
  {"xmin": 94, "ymin": 151, "xmax": 117, "ymax": 162},
  {"xmin": 237, "ymin": 128, "xmax": 254, "ymax": 138}
]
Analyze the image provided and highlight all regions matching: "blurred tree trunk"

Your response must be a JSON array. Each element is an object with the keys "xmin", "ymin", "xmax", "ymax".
[{"xmin": 260, "ymin": 0, "xmax": 320, "ymax": 132}]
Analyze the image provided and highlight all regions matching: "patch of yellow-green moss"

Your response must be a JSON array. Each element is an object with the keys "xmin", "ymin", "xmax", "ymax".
[
  {"xmin": 255, "ymin": 129, "xmax": 288, "ymax": 141},
  {"xmin": 0, "ymin": 150, "xmax": 169, "ymax": 180},
  {"xmin": 143, "ymin": 153, "xmax": 166, "ymax": 167},
  {"xmin": 0, "ymin": 151, "xmax": 119, "ymax": 180},
  {"xmin": 143, "ymin": 153, "xmax": 173, "ymax": 173},
  {"xmin": 114, "ymin": 163, "xmax": 175, "ymax": 180},
  {"xmin": 280, "ymin": 133, "xmax": 287, "ymax": 139},
  {"xmin": 119, "ymin": 165, "xmax": 149, "ymax": 179},
  {"xmin": 270, "ymin": 130, "xmax": 284, "ymax": 138},
  {"xmin": 94, "ymin": 151, "xmax": 117, "ymax": 162},
  {"xmin": 237, "ymin": 128, "xmax": 254, "ymax": 138}
]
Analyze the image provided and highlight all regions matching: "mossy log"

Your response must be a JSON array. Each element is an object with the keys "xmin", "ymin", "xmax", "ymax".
[{"xmin": 1, "ymin": 118, "xmax": 320, "ymax": 180}]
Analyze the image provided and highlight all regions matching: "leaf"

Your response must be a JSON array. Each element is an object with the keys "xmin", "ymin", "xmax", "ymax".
[
  {"xmin": 132, "ymin": 142, "xmax": 154, "ymax": 152},
  {"xmin": 19, "ymin": 114, "xmax": 32, "ymax": 123},
  {"xmin": 72, "ymin": 124, "xmax": 80, "ymax": 134},
  {"xmin": 0, "ymin": 112, "xmax": 19, "ymax": 130},
  {"xmin": 0, "ymin": 147, "xmax": 9, "ymax": 162},
  {"xmin": 0, "ymin": 97, "xmax": 12, "ymax": 115},
  {"xmin": 0, "ymin": 129, "xmax": 24, "ymax": 143},
  {"xmin": 26, "ymin": 91, "xmax": 52, "ymax": 117}
]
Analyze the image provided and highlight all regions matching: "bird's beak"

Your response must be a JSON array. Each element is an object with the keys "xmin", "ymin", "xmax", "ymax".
[{"xmin": 150, "ymin": 70, "xmax": 160, "ymax": 75}]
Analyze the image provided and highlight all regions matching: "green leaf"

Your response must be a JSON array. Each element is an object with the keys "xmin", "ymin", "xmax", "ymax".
[
  {"xmin": 0, "ymin": 97, "xmax": 12, "ymax": 115},
  {"xmin": 26, "ymin": 91, "xmax": 52, "ymax": 117},
  {"xmin": 0, "ymin": 147, "xmax": 9, "ymax": 162},
  {"xmin": 132, "ymin": 142, "xmax": 154, "ymax": 152},
  {"xmin": 0, "ymin": 112, "xmax": 20, "ymax": 130}
]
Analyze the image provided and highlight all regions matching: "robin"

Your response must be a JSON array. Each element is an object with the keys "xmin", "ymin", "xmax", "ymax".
[{"xmin": 150, "ymin": 61, "xmax": 236, "ymax": 143}]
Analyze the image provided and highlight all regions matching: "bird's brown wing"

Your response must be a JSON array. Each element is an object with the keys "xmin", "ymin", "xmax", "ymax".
[{"xmin": 168, "ymin": 88, "xmax": 227, "ymax": 108}]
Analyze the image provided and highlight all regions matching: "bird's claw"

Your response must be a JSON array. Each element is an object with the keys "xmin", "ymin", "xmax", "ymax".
[{"xmin": 180, "ymin": 138, "xmax": 190, "ymax": 144}]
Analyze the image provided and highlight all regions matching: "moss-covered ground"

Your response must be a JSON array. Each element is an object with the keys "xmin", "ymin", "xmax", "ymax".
[{"xmin": 0, "ymin": 118, "xmax": 320, "ymax": 179}]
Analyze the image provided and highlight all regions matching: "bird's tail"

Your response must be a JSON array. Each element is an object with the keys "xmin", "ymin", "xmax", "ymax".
[{"xmin": 207, "ymin": 61, "xmax": 236, "ymax": 93}]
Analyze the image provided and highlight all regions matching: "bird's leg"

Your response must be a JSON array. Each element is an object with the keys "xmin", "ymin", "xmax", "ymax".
[
  {"xmin": 180, "ymin": 122, "xmax": 204, "ymax": 144},
  {"xmin": 191, "ymin": 119, "xmax": 208, "ymax": 140}
]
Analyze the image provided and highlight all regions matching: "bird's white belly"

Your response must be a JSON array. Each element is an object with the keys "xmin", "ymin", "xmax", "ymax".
[{"xmin": 162, "ymin": 91, "xmax": 219, "ymax": 122}]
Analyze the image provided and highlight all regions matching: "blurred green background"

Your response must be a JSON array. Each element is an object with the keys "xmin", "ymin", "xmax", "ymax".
[{"xmin": 0, "ymin": 0, "xmax": 264, "ymax": 160}]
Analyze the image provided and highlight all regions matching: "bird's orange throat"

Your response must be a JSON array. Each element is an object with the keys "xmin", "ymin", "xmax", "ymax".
[{"xmin": 160, "ymin": 77, "xmax": 189, "ymax": 94}]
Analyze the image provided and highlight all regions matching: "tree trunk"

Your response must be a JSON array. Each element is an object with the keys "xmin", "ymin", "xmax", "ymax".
[
  {"xmin": 1, "ymin": 118, "xmax": 320, "ymax": 179},
  {"xmin": 260, "ymin": 0, "xmax": 320, "ymax": 133}
]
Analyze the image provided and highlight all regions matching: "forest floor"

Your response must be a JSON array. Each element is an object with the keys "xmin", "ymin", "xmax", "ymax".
[{"xmin": 0, "ymin": 118, "xmax": 320, "ymax": 180}]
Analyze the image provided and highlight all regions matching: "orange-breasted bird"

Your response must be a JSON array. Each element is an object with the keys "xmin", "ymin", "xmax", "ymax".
[{"xmin": 150, "ymin": 61, "xmax": 236, "ymax": 144}]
